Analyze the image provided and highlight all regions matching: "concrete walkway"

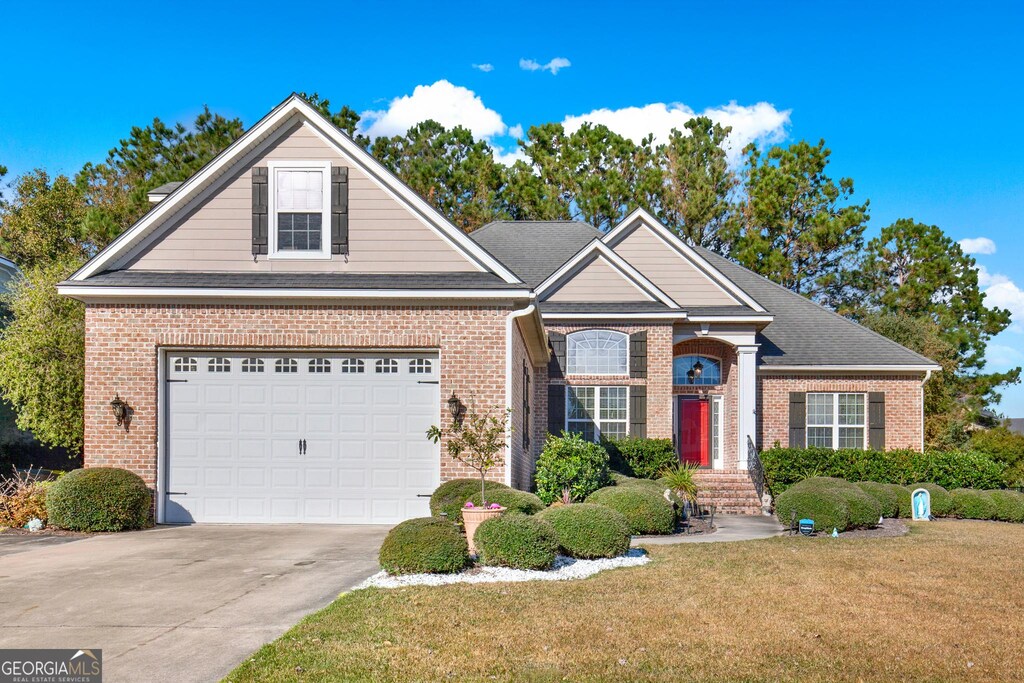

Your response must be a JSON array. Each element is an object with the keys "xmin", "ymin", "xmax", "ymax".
[
  {"xmin": 0, "ymin": 524, "xmax": 389, "ymax": 683},
  {"xmin": 632, "ymin": 514, "xmax": 785, "ymax": 546}
]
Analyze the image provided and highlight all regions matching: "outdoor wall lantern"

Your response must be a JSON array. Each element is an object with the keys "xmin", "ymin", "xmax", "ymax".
[
  {"xmin": 686, "ymin": 360, "xmax": 704, "ymax": 385},
  {"xmin": 447, "ymin": 392, "xmax": 464, "ymax": 424},
  {"xmin": 110, "ymin": 393, "xmax": 129, "ymax": 431}
]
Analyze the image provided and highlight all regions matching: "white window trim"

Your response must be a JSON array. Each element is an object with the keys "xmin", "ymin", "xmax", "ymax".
[
  {"xmin": 806, "ymin": 392, "xmax": 868, "ymax": 450},
  {"xmin": 268, "ymin": 160, "xmax": 332, "ymax": 260},
  {"xmin": 566, "ymin": 329, "xmax": 629, "ymax": 376},
  {"xmin": 565, "ymin": 386, "xmax": 630, "ymax": 442}
]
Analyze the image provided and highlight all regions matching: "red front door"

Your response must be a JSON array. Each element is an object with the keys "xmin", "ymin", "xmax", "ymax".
[{"xmin": 679, "ymin": 399, "xmax": 710, "ymax": 467}]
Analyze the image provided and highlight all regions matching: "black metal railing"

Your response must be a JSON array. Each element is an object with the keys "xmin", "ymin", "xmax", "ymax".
[{"xmin": 747, "ymin": 436, "xmax": 765, "ymax": 501}]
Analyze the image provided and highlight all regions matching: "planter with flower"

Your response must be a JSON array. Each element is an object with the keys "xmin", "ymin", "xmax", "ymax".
[{"xmin": 426, "ymin": 394, "xmax": 512, "ymax": 554}]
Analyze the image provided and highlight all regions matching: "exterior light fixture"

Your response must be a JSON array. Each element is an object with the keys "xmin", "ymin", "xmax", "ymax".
[
  {"xmin": 687, "ymin": 369, "xmax": 696, "ymax": 384},
  {"xmin": 447, "ymin": 392, "xmax": 463, "ymax": 422},
  {"xmin": 693, "ymin": 360, "xmax": 704, "ymax": 379},
  {"xmin": 110, "ymin": 394, "xmax": 129, "ymax": 430}
]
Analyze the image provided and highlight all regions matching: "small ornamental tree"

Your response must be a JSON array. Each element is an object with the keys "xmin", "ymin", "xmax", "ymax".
[{"xmin": 427, "ymin": 397, "xmax": 511, "ymax": 508}]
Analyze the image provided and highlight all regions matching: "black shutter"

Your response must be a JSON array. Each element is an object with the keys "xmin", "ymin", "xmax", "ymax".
[
  {"xmin": 331, "ymin": 166, "xmax": 349, "ymax": 255},
  {"xmin": 629, "ymin": 386, "xmax": 647, "ymax": 438},
  {"xmin": 629, "ymin": 331, "xmax": 647, "ymax": 379},
  {"xmin": 548, "ymin": 332, "xmax": 566, "ymax": 380},
  {"xmin": 547, "ymin": 384, "xmax": 566, "ymax": 436},
  {"xmin": 789, "ymin": 392, "xmax": 806, "ymax": 448},
  {"xmin": 251, "ymin": 167, "xmax": 268, "ymax": 256},
  {"xmin": 868, "ymin": 392, "xmax": 886, "ymax": 450}
]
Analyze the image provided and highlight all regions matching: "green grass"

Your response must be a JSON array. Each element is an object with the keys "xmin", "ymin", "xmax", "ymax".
[{"xmin": 226, "ymin": 521, "xmax": 1024, "ymax": 682}]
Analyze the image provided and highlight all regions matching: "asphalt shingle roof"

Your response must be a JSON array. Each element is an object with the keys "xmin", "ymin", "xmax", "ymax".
[
  {"xmin": 148, "ymin": 181, "xmax": 184, "ymax": 196},
  {"xmin": 470, "ymin": 221, "xmax": 602, "ymax": 287}
]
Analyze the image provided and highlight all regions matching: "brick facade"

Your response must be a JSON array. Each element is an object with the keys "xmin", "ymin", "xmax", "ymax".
[
  {"xmin": 758, "ymin": 374, "xmax": 925, "ymax": 450},
  {"xmin": 83, "ymin": 303, "xmax": 525, "ymax": 489},
  {"xmin": 672, "ymin": 339, "xmax": 740, "ymax": 468}
]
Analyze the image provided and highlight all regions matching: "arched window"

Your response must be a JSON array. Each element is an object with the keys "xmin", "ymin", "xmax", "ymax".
[
  {"xmin": 567, "ymin": 330, "xmax": 628, "ymax": 375},
  {"xmin": 673, "ymin": 355, "xmax": 721, "ymax": 386}
]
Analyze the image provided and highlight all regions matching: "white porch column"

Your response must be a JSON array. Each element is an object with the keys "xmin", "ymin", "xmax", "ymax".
[{"xmin": 736, "ymin": 345, "xmax": 759, "ymax": 469}]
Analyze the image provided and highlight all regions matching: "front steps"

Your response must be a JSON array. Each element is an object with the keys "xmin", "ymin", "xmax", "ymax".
[{"xmin": 693, "ymin": 470, "xmax": 765, "ymax": 515}]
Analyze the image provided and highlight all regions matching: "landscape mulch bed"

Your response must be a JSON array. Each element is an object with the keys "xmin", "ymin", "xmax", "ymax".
[{"xmin": 0, "ymin": 526, "xmax": 92, "ymax": 538}]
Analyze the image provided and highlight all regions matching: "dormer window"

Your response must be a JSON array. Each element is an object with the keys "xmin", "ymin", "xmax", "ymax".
[{"xmin": 269, "ymin": 161, "xmax": 331, "ymax": 259}]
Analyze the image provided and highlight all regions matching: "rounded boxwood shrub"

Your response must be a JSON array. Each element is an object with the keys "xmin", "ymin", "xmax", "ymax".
[
  {"xmin": 379, "ymin": 517, "xmax": 469, "ymax": 575},
  {"xmin": 585, "ymin": 486, "xmax": 675, "ymax": 535},
  {"xmin": 430, "ymin": 479, "xmax": 509, "ymax": 522},
  {"xmin": 474, "ymin": 512, "xmax": 559, "ymax": 570},
  {"xmin": 889, "ymin": 484, "xmax": 914, "ymax": 518},
  {"xmin": 466, "ymin": 488, "xmax": 544, "ymax": 517},
  {"xmin": 47, "ymin": 468, "xmax": 151, "ymax": 532},
  {"xmin": 774, "ymin": 481, "xmax": 850, "ymax": 532},
  {"xmin": 838, "ymin": 486, "xmax": 883, "ymax": 528},
  {"xmin": 907, "ymin": 482, "xmax": 953, "ymax": 517},
  {"xmin": 603, "ymin": 437, "xmax": 677, "ymax": 479},
  {"xmin": 536, "ymin": 503, "xmax": 631, "ymax": 559},
  {"xmin": 534, "ymin": 433, "xmax": 611, "ymax": 504},
  {"xmin": 988, "ymin": 490, "xmax": 1024, "ymax": 523},
  {"xmin": 854, "ymin": 481, "xmax": 899, "ymax": 518},
  {"xmin": 950, "ymin": 489, "xmax": 997, "ymax": 520}
]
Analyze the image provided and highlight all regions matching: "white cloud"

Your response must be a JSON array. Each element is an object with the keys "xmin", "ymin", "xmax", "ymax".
[
  {"xmin": 978, "ymin": 265, "xmax": 1010, "ymax": 288},
  {"xmin": 508, "ymin": 124, "xmax": 524, "ymax": 139},
  {"xmin": 359, "ymin": 80, "xmax": 507, "ymax": 140},
  {"xmin": 472, "ymin": 63, "xmax": 494, "ymax": 73},
  {"xmin": 560, "ymin": 101, "xmax": 791, "ymax": 165},
  {"xmin": 520, "ymin": 57, "xmax": 572, "ymax": 75},
  {"xmin": 985, "ymin": 342, "xmax": 1024, "ymax": 370},
  {"xmin": 984, "ymin": 278, "xmax": 1024, "ymax": 325},
  {"xmin": 960, "ymin": 237, "xmax": 997, "ymax": 255},
  {"xmin": 493, "ymin": 145, "xmax": 528, "ymax": 166}
]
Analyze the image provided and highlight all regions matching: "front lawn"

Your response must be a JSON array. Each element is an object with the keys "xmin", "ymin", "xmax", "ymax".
[{"xmin": 227, "ymin": 521, "xmax": 1024, "ymax": 682}]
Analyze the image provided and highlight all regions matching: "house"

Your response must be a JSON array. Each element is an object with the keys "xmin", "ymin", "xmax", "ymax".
[{"xmin": 58, "ymin": 95, "xmax": 940, "ymax": 524}]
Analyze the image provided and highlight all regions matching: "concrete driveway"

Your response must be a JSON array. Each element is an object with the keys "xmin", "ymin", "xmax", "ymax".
[{"xmin": 0, "ymin": 524, "xmax": 389, "ymax": 682}]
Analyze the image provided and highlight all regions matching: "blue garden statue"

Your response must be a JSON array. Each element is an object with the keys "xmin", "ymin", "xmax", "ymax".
[{"xmin": 911, "ymin": 488, "xmax": 932, "ymax": 521}]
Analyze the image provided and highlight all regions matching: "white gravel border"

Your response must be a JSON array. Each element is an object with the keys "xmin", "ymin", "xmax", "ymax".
[{"xmin": 354, "ymin": 548, "xmax": 649, "ymax": 590}]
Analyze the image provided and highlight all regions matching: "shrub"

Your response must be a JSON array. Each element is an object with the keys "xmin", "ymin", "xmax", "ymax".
[
  {"xmin": 466, "ymin": 488, "xmax": 544, "ymax": 517},
  {"xmin": 660, "ymin": 462, "xmax": 699, "ymax": 505},
  {"xmin": 430, "ymin": 479, "xmax": 509, "ymax": 522},
  {"xmin": 774, "ymin": 480, "xmax": 849, "ymax": 532},
  {"xmin": 0, "ymin": 469, "xmax": 51, "ymax": 528},
  {"xmin": 969, "ymin": 427, "xmax": 1024, "ymax": 485},
  {"xmin": 603, "ymin": 437, "xmax": 677, "ymax": 479},
  {"xmin": 950, "ymin": 489, "xmax": 997, "ymax": 520},
  {"xmin": 854, "ymin": 481, "xmax": 899, "ymax": 518},
  {"xmin": 474, "ymin": 512, "xmax": 559, "ymax": 570},
  {"xmin": 888, "ymin": 484, "xmax": 913, "ymax": 518},
  {"xmin": 761, "ymin": 447, "xmax": 1005, "ymax": 494},
  {"xmin": 907, "ymin": 483, "xmax": 953, "ymax": 517},
  {"xmin": 839, "ymin": 486, "xmax": 883, "ymax": 528},
  {"xmin": 586, "ymin": 486, "xmax": 675, "ymax": 535},
  {"xmin": 534, "ymin": 433, "xmax": 611, "ymax": 504},
  {"xmin": 987, "ymin": 490, "xmax": 1024, "ymax": 523},
  {"xmin": 47, "ymin": 468, "xmax": 150, "ymax": 532},
  {"xmin": 536, "ymin": 503, "xmax": 631, "ymax": 559},
  {"xmin": 378, "ymin": 517, "xmax": 469, "ymax": 575}
]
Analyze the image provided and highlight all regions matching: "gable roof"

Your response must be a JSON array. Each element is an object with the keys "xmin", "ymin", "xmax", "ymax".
[
  {"xmin": 71, "ymin": 94, "xmax": 522, "ymax": 285},
  {"xmin": 470, "ymin": 221, "xmax": 602, "ymax": 287},
  {"xmin": 694, "ymin": 246, "xmax": 940, "ymax": 369},
  {"xmin": 536, "ymin": 239, "xmax": 680, "ymax": 307}
]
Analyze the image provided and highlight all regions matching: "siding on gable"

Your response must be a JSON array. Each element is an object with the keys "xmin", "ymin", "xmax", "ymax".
[
  {"xmin": 612, "ymin": 225, "xmax": 739, "ymax": 306},
  {"xmin": 124, "ymin": 121, "xmax": 477, "ymax": 273},
  {"xmin": 544, "ymin": 256, "xmax": 653, "ymax": 302}
]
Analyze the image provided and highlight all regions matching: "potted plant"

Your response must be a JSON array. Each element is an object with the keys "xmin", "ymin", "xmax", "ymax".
[{"xmin": 427, "ymin": 394, "xmax": 511, "ymax": 554}]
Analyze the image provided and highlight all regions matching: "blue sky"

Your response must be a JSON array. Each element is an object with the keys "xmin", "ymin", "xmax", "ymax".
[{"xmin": 2, "ymin": 1, "xmax": 1023, "ymax": 413}]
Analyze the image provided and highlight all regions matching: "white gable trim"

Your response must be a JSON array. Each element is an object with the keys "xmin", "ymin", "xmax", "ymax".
[
  {"xmin": 536, "ymin": 240, "xmax": 680, "ymax": 307},
  {"xmin": 72, "ymin": 95, "xmax": 521, "ymax": 284},
  {"xmin": 603, "ymin": 208, "xmax": 766, "ymax": 312}
]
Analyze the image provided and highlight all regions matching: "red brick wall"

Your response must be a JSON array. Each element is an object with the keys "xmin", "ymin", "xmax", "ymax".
[
  {"xmin": 543, "ymin": 323, "xmax": 674, "ymax": 440},
  {"xmin": 673, "ymin": 339, "xmax": 739, "ymax": 468},
  {"xmin": 83, "ymin": 303, "xmax": 517, "ymax": 488},
  {"xmin": 758, "ymin": 374, "xmax": 925, "ymax": 451}
]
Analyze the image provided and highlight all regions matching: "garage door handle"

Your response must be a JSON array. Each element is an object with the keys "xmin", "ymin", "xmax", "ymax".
[
  {"xmin": 167, "ymin": 491, "xmax": 187, "ymax": 496},
  {"xmin": 416, "ymin": 494, "xmax": 432, "ymax": 498},
  {"xmin": 417, "ymin": 380, "xmax": 439, "ymax": 384}
]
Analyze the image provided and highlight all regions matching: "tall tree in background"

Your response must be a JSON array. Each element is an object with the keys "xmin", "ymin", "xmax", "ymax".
[
  {"xmin": 498, "ymin": 160, "xmax": 570, "ymax": 222},
  {"xmin": 0, "ymin": 164, "xmax": 7, "ymax": 200},
  {"xmin": 521, "ymin": 122, "xmax": 663, "ymax": 231},
  {"xmin": 0, "ymin": 171, "xmax": 88, "ymax": 269},
  {"xmin": 728, "ymin": 139, "xmax": 869, "ymax": 301},
  {"xmin": 659, "ymin": 116, "xmax": 737, "ymax": 252},
  {"xmin": 299, "ymin": 92, "xmax": 369, "ymax": 147},
  {"xmin": 847, "ymin": 218, "xmax": 1018, "ymax": 416},
  {"xmin": 372, "ymin": 121, "xmax": 507, "ymax": 231},
  {"xmin": 76, "ymin": 106, "xmax": 244, "ymax": 247}
]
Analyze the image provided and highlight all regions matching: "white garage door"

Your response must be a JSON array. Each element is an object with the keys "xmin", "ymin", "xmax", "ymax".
[{"xmin": 163, "ymin": 351, "xmax": 440, "ymax": 524}]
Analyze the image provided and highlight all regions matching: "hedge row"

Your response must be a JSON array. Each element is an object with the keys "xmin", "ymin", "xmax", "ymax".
[{"xmin": 761, "ymin": 447, "xmax": 1005, "ymax": 495}]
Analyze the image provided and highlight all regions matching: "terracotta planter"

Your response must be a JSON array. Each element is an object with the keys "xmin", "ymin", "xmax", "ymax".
[{"xmin": 462, "ymin": 505, "xmax": 505, "ymax": 555}]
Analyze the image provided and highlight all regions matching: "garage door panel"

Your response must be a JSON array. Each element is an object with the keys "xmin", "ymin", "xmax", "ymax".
[{"xmin": 165, "ymin": 351, "xmax": 440, "ymax": 524}]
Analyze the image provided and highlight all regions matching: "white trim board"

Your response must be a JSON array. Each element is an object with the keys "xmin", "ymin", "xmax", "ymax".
[
  {"xmin": 603, "ymin": 208, "xmax": 766, "ymax": 312},
  {"xmin": 536, "ymin": 239, "xmax": 680, "ymax": 307},
  {"xmin": 72, "ymin": 94, "xmax": 522, "ymax": 285},
  {"xmin": 758, "ymin": 365, "xmax": 942, "ymax": 373},
  {"xmin": 57, "ymin": 285, "xmax": 533, "ymax": 302}
]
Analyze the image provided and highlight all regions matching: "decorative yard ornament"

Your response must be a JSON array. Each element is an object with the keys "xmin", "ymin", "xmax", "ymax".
[
  {"xmin": 110, "ymin": 394, "xmax": 129, "ymax": 430},
  {"xmin": 911, "ymin": 488, "xmax": 932, "ymax": 521},
  {"xmin": 831, "ymin": 528, "xmax": 839, "ymax": 538}
]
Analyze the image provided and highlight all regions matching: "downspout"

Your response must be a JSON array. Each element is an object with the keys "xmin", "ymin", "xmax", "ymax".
[
  {"xmin": 505, "ymin": 302, "xmax": 538, "ymax": 487},
  {"xmin": 920, "ymin": 368, "xmax": 934, "ymax": 452}
]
